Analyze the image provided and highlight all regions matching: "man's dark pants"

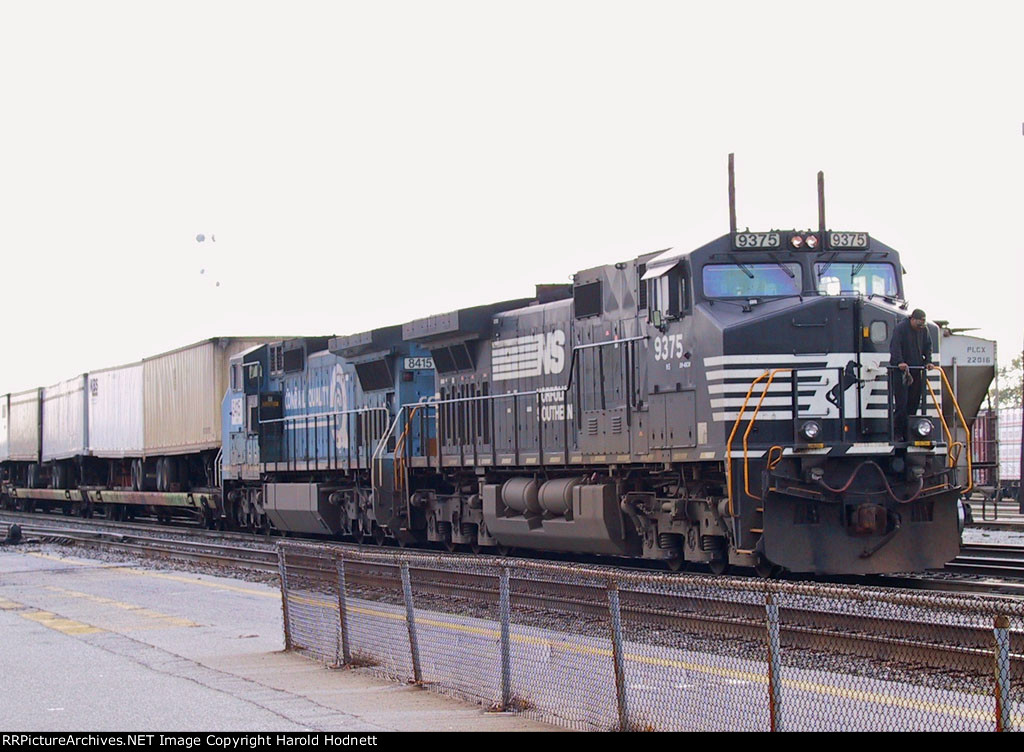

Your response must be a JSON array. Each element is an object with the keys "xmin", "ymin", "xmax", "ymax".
[{"xmin": 893, "ymin": 370, "xmax": 925, "ymax": 441}]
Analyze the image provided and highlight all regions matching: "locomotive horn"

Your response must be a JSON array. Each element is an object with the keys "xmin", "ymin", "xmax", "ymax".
[
  {"xmin": 817, "ymin": 170, "xmax": 826, "ymax": 236},
  {"xmin": 728, "ymin": 153, "xmax": 737, "ymax": 235}
]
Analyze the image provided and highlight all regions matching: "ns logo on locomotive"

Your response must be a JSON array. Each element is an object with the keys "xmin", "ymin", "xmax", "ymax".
[{"xmin": 0, "ymin": 157, "xmax": 982, "ymax": 576}]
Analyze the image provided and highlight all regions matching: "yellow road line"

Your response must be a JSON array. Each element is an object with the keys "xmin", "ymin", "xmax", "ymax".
[
  {"xmin": 44, "ymin": 586, "xmax": 198, "ymax": 628},
  {"xmin": 0, "ymin": 597, "xmax": 24, "ymax": 610},
  {"xmin": 114, "ymin": 568, "xmax": 277, "ymax": 598},
  {"xmin": 28, "ymin": 549, "xmax": 261, "ymax": 602},
  {"xmin": 20, "ymin": 610, "xmax": 103, "ymax": 635}
]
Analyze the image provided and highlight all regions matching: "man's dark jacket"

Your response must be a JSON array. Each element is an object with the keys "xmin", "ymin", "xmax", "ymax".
[{"xmin": 889, "ymin": 318, "xmax": 932, "ymax": 367}]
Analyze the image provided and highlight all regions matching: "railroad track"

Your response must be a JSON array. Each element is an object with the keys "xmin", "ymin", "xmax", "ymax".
[
  {"xmin": 944, "ymin": 543, "xmax": 1024, "ymax": 578},
  {"xmin": 7, "ymin": 510, "xmax": 1024, "ymax": 595},
  {"xmin": 2, "ymin": 512, "xmax": 1024, "ymax": 594},
  {"xmin": 4, "ymin": 510, "xmax": 1024, "ymax": 684}
]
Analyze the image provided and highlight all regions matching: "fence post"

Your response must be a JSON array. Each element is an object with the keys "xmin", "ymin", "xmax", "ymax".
[
  {"xmin": 765, "ymin": 592, "xmax": 783, "ymax": 732},
  {"xmin": 995, "ymin": 614, "xmax": 1012, "ymax": 732},
  {"xmin": 499, "ymin": 567, "xmax": 512, "ymax": 709},
  {"xmin": 277, "ymin": 547, "xmax": 292, "ymax": 651},
  {"xmin": 400, "ymin": 561, "xmax": 423, "ymax": 684},
  {"xmin": 607, "ymin": 581, "xmax": 630, "ymax": 731},
  {"xmin": 335, "ymin": 554, "xmax": 351, "ymax": 666}
]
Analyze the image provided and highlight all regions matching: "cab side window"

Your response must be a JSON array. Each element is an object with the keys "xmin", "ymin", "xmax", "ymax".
[{"xmin": 648, "ymin": 267, "xmax": 689, "ymax": 320}]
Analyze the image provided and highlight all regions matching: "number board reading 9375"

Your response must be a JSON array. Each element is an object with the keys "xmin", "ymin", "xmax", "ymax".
[
  {"xmin": 733, "ymin": 232, "xmax": 780, "ymax": 249},
  {"xmin": 827, "ymin": 232, "xmax": 869, "ymax": 249}
]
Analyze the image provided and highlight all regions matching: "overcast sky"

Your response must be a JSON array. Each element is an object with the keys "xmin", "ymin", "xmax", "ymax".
[{"xmin": 1, "ymin": 1, "xmax": 1020, "ymax": 393}]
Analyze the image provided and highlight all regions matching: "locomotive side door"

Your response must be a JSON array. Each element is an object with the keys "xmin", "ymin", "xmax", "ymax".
[{"xmin": 577, "ymin": 319, "xmax": 630, "ymax": 456}]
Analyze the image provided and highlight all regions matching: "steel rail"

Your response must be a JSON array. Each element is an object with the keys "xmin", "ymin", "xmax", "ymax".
[{"xmin": 6, "ymin": 512, "xmax": 1024, "ymax": 681}]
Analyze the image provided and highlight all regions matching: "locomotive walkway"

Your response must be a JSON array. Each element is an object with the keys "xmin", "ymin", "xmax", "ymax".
[{"xmin": 0, "ymin": 547, "xmax": 553, "ymax": 731}]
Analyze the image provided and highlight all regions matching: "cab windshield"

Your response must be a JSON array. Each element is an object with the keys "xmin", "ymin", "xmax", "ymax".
[
  {"xmin": 702, "ymin": 262, "xmax": 802, "ymax": 298},
  {"xmin": 815, "ymin": 262, "xmax": 898, "ymax": 297}
]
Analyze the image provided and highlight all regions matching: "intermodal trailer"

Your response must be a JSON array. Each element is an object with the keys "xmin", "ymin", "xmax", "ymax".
[
  {"xmin": 143, "ymin": 337, "xmax": 278, "ymax": 458},
  {"xmin": 8, "ymin": 388, "xmax": 41, "ymax": 465},
  {"xmin": 87, "ymin": 361, "xmax": 144, "ymax": 458},
  {"xmin": 42, "ymin": 375, "xmax": 88, "ymax": 463},
  {"xmin": 0, "ymin": 388, "xmax": 43, "ymax": 489},
  {"xmin": 0, "ymin": 393, "xmax": 9, "ymax": 466}
]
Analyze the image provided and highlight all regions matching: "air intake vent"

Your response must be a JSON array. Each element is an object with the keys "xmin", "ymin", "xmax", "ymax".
[
  {"xmin": 587, "ymin": 417, "xmax": 599, "ymax": 435},
  {"xmin": 611, "ymin": 415, "xmax": 623, "ymax": 434}
]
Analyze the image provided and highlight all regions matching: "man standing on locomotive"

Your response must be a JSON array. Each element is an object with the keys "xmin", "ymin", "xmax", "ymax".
[{"xmin": 890, "ymin": 308, "xmax": 933, "ymax": 442}]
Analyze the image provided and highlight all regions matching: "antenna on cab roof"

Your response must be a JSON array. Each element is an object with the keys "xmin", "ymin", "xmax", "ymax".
[
  {"xmin": 728, "ymin": 153, "xmax": 737, "ymax": 235},
  {"xmin": 817, "ymin": 170, "xmax": 826, "ymax": 236}
]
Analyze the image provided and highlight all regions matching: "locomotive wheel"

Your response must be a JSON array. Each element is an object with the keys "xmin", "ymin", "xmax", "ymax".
[
  {"xmin": 665, "ymin": 557, "xmax": 687, "ymax": 573},
  {"xmin": 372, "ymin": 524, "xmax": 387, "ymax": 546},
  {"xmin": 708, "ymin": 558, "xmax": 729, "ymax": 575},
  {"xmin": 754, "ymin": 555, "xmax": 778, "ymax": 579}
]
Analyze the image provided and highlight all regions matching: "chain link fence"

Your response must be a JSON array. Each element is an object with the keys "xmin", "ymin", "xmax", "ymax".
[{"xmin": 276, "ymin": 541, "xmax": 1024, "ymax": 731}]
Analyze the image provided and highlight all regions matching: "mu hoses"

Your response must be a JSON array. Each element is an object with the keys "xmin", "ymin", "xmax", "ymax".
[{"xmin": 815, "ymin": 460, "xmax": 926, "ymax": 504}]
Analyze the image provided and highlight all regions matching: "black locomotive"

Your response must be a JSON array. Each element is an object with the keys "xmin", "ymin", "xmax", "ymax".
[
  {"xmin": 219, "ymin": 163, "xmax": 970, "ymax": 575},
  {"xmin": 3, "ymin": 160, "xmax": 973, "ymax": 575}
]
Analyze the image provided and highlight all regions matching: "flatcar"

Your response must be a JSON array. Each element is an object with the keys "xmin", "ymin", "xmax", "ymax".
[
  {"xmin": 0, "ymin": 160, "xmax": 986, "ymax": 575},
  {"xmin": 0, "ymin": 338, "xmax": 277, "ymax": 523}
]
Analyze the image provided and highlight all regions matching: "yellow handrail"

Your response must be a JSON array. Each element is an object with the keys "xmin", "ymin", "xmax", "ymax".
[
  {"xmin": 393, "ymin": 405, "xmax": 422, "ymax": 494},
  {"xmin": 928, "ymin": 366, "xmax": 973, "ymax": 495},
  {"xmin": 725, "ymin": 371, "xmax": 771, "ymax": 517},
  {"xmin": 743, "ymin": 369, "xmax": 792, "ymax": 502},
  {"xmin": 921, "ymin": 369, "xmax": 955, "ymax": 466}
]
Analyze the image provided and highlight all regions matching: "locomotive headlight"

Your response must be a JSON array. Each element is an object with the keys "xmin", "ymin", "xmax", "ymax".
[
  {"xmin": 805, "ymin": 234, "xmax": 819, "ymax": 249},
  {"xmin": 800, "ymin": 420, "xmax": 822, "ymax": 441},
  {"xmin": 790, "ymin": 235, "xmax": 804, "ymax": 249},
  {"xmin": 911, "ymin": 418, "xmax": 934, "ymax": 439}
]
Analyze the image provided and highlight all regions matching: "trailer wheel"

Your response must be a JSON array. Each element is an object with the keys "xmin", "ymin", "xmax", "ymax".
[{"xmin": 27, "ymin": 464, "xmax": 41, "ymax": 489}]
